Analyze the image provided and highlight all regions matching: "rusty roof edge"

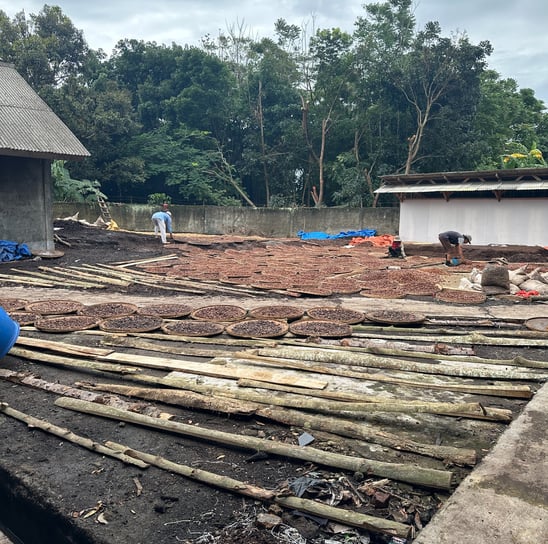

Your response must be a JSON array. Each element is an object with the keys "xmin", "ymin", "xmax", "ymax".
[{"xmin": 380, "ymin": 167, "xmax": 548, "ymax": 184}]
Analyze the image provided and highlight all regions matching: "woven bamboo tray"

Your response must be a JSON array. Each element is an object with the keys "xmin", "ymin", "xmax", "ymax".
[{"xmin": 225, "ymin": 319, "xmax": 289, "ymax": 339}]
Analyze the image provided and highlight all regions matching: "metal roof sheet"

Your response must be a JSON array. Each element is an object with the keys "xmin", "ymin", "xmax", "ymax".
[
  {"xmin": 375, "ymin": 181, "xmax": 548, "ymax": 193},
  {"xmin": 0, "ymin": 62, "xmax": 90, "ymax": 159}
]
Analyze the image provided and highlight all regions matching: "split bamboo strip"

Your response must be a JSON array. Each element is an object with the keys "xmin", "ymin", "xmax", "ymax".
[
  {"xmin": 112, "ymin": 254, "xmax": 179, "ymax": 267},
  {"xmin": 10, "ymin": 347, "xmax": 141, "ymax": 375},
  {"xmin": 89, "ymin": 263, "xmax": 277, "ymax": 297},
  {"xmin": 104, "ymin": 440, "xmax": 411, "ymax": 538},
  {"xmin": 0, "ymin": 273, "xmax": 54, "ymax": 287},
  {"xmin": 10, "ymin": 268, "xmax": 106, "ymax": 289},
  {"xmin": 49, "ymin": 266, "xmax": 131, "ymax": 287},
  {"xmin": 55, "ymin": 397, "xmax": 453, "ymax": 490},
  {"xmin": 247, "ymin": 348, "xmax": 548, "ymax": 381},
  {"xmin": 77, "ymin": 264, "xmax": 204, "ymax": 295},
  {"xmin": 0, "ymin": 402, "xmax": 148, "ymax": 468}
]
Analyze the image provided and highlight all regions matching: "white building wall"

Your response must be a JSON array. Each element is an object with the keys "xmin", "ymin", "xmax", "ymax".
[{"xmin": 399, "ymin": 198, "xmax": 548, "ymax": 246}]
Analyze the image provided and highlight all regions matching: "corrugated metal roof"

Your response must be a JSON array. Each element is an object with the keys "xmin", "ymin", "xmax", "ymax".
[
  {"xmin": 375, "ymin": 180, "xmax": 548, "ymax": 193},
  {"xmin": 0, "ymin": 62, "xmax": 90, "ymax": 159}
]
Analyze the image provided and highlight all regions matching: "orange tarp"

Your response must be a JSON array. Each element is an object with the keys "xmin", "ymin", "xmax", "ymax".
[{"xmin": 348, "ymin": 235, "xmax": 394, "ymax": 248}]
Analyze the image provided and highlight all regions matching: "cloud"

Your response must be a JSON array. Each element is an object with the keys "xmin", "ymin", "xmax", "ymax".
[{"xmin": 0, "ymin": 0, "xmax": 546, "ymax": 103}]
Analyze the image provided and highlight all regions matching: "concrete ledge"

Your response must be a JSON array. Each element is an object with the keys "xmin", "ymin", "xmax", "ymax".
[{"xmin": 414, "ymin": 381, "xmax": 548, "ymax": 544}]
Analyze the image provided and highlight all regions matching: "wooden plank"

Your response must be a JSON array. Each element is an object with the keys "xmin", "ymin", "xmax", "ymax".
[
  {"xmin": 99, "ymin": 351, "xmax": 327, "ymax": 389},
  {"xmin": 16, "ymin": 336, "xmax": 114, "ymax": 357}
]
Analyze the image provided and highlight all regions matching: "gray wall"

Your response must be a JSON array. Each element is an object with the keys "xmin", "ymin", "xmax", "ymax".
[
  {"xmin": 53, "ymin": 203, "xmax": 399, "ymax": 238},
  {"xmin": 1, "ymin": 156, "xmax": 54, "ymax": 252}
]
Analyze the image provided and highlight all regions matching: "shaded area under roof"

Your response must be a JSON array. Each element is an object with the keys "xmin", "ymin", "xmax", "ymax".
[{"xmin": 0, "ymin": 62, "xmax": 90, "ymax": 160}]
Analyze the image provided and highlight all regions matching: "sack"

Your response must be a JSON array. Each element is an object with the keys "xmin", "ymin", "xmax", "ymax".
[{"xmin": 481, "ymin": 263, "xmax": 510, "ymax": 291}]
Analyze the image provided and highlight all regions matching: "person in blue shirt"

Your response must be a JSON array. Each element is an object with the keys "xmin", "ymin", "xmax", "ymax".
[
  {"xmin": 438, "ymin": 230, "xmax": 471, "ymax": 264},
  {"xmin": 151, "ymin": 210, "xmax": 174, "ymax": 244}
]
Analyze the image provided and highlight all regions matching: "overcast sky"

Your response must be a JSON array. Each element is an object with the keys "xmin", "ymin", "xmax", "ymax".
[{"xmin": 1, "ymin": 0, "xmax": 547, "ymax": 105}]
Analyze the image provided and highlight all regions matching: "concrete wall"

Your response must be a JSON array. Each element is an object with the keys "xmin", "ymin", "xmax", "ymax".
[
  {"xmin": 1, "ymin": 156, "xmax": 54, "ymax": 252},
  {"xmin": 399, "ymin": 198, "xmax": 548, "ymax": 246},
  {"xmin": 53, "ymin": 203, "xmax": 399, "ymax": 238}
]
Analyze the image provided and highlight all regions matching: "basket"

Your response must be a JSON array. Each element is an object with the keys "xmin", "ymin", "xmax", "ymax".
[{"xmin": 225, "ymin": 319, "xmax": 289, "ymax": 338}]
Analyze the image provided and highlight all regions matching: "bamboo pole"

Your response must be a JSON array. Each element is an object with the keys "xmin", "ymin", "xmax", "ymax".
[
  {"xmin": 105, "ymin": 440, "xmax": 411, "ymax": 538},
  {"xmin": 84, "ymin": 379, "xmax": 508, "ymax": 421},
  {"xmin": 125, "ymin": 332, "xmax": 278, "ymax": 348},
  {"xmin": 210, "ymin": 355, "xmax": 533, "ymax": 399},
  {"xmin": 112, "ymin": 254, "xmax": 179, "ymax": 267},
  {"xmin": 351, "ymin": 329, "xmax": 548, "ymax": 347},
  {"xmin": 55, "ymin": 397, "xmax": 454, "ymax": 489},
  {"xmin": 50, "ymin": 266, "xmax": 131, "ymax": 286},
  {"xmin": 107, "ymin": 375, "xmax": 477, "ymax": 465},
  {"xmin": 0, "ymin": 402, "xmax": 148, "ymax": 468},
  {"xmin": 0, "ymin": 369, "xmax": 170, "ymax": 419},
  {"xmin": 345, "ymin": 344, "xmax": 548, "ymax": 370},
  {"xmin": 247, "ymin": 348, "xmax": 548, "ymax": 381},
  {"xmin": 100, "ymin": 335, "xmax": 230, "ymax": 359},
  {"xmin": 0, "ymin": 273, "xmax": 54, "ymax": 287},
  {"xmin": 236, "ymin": 379, "xmax": 513, "ymax": 422},
  {"xmin": 287, "ymin": 338, "xmax": 548, "ymax": 370},
  {"xmin": 9, "ymin": 268, "xmax": 106, "ymax": 289}
]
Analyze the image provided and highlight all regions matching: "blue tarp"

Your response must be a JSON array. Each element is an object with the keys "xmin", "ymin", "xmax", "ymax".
[
  {"xmin": 0, "ymin": 240, "xmax": 32, "ymax": 262},
  {"xmin": 297, "ymin": 229, "xmax": 377, "ymax": 240}
]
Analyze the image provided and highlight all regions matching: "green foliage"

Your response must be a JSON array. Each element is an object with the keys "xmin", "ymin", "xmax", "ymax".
[
  {"xmin": 133, "ymin": 125, "xmax": 244, "ymax": 205},
  {"xmin": 147, "ymin": 193, "xmax": 172, "ymax": 205},
  {"xmin": 51, "ymin": 161, "xmax": 105, "ymax": 202},
  {"xmin": 5, "ymin": 2, "xmax": 548, "ymax": 209},
  {"xmin": 501, "ymin": 143, "xmax": 547, "ymax": 169}
]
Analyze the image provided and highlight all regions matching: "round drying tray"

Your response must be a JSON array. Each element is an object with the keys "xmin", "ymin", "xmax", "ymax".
[
  {"xmin": 248, "ymin": 305, "xmax": 304, "ymax": 322},
  {"xmin": 225, "ymin": 319, "xmax": 289, "ymax": 339},
  {"xmin": 25, "ymin": 299, "xmax": 85, "ymax": 315},
  {"xmin": 190, "ymin": 305, "xmax": 247, "ymax": 322},
  {"xmin": 524, "ymin": 317, "xmax": 548, "ymax": 332},
  {"xmin": 0, "ymin": 298, "xmax": 29, "ymax": 311},
  {"xmin": 137, "ymin": 303, "xmax": 193, "ymax": 319},
  {"xmin": 162, "ymin": 321, "xmax": 225, "ymax": 337},
  {"xmin": 365, "ymin": 310, "xmax": 426, "ymax": 326},
  {"xmin": 34, "ymin": 315, "xmax": 99, "ymax": 333},
  {"xmin": 434, "ymin": 289, "xmax": 486, "ymax": 304},
  {"xmin": 99, "ymin": 314, "xmax": 164, "ymax": 333},
  {"xmin": 8, "ymin": 311, "xmax": 40, "ymax": 326},
  {"xmin": 289, "ymin": 319, "xmax": 353, "ymax": 338},
  {"xmin": 78, "ymin": 302, "xmax": 138, "ymax": 318},
  {"xmin": 306, "ymin": 306, "xmax": 365, "ymax": 324}
]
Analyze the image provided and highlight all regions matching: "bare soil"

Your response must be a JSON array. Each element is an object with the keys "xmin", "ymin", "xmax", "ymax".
[{"xmin": 0, "ymin": 221, "xmax": 546, "ymax": 544}]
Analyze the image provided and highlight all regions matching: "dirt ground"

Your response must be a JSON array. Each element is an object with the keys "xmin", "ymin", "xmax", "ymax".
[{"xmin": 0, "ymin": 221, "xmax": 546, "ymax": 544}]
